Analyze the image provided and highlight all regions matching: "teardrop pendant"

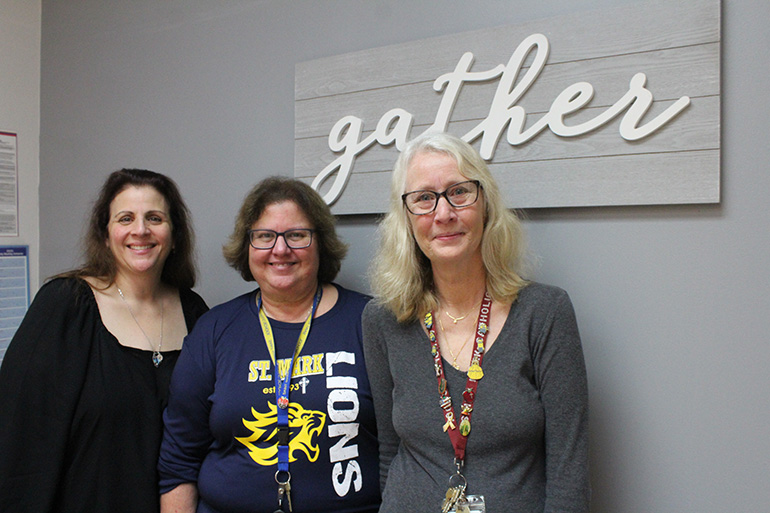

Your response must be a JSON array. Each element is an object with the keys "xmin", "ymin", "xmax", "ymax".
[{"xmin": 152, "ymin": 351, "xmax": 163, "ymax": 367}]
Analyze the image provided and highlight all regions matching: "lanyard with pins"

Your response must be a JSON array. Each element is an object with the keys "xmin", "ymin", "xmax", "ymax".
[
  {"xmin": 425, "ymin": 291, "xmax": 491, "ymax": 513},
  {"xmin": 424, "ymin": 291, "xmax": 491, "ymax": 465}
]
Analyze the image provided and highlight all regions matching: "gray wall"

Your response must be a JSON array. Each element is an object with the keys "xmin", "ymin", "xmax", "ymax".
[
  {"xmin": 40, "ymin": 1, "xmax": 770, "ymax": 511},
  {"xmin": 0, "ymin": 0, "xmax": 40, "ymax": 293}
]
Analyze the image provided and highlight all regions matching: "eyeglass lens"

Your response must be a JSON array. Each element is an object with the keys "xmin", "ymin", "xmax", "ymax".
[
  {"xmin": 250, "ymin": 229, "xmax": 313, "ymax": 249},
  {"xmin": 403, "ymin": 180, "xmax": 479, "ymax": 214}
]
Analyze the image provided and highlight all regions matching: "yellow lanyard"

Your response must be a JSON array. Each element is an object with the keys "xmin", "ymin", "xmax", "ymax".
[{"xmin": 257, "ymin": 287, "xmax": 321, "ymax": 382}]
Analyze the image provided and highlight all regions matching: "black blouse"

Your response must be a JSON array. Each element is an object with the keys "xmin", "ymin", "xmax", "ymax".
[{"xmin": 0, "ymin": 277, "xmax": 208, "ymax": 513}]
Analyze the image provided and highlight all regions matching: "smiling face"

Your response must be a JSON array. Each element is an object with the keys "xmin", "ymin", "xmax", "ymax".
[
  {"xmin": 106, "ymin": 185, "xmax": 173, "ymax": 281},
  {"xmin": 405, "ymin": 150, "xmax": 485, "ymax": 270},
  {"xmin": 248, "ymin": 201, "xmax": 320, "ymax": 303}
]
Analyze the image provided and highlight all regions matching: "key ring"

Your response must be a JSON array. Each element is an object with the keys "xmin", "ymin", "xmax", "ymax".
[
  {"xmin": 275, "ymin": 470, "xmax": 291, "ymax": 486},
  {"xmin": 447, "ymin": 470, "xmax": 467, "ymax": 490}
]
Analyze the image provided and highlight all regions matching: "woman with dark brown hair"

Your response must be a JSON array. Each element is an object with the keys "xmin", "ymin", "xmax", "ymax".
[{"xmin": 0, "ymin": 168, "xmax": 208, "ymax": 513}]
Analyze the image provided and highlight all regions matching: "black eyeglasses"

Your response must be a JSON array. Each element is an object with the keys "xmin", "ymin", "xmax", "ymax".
[
  {"xmin": 401, "ymin": 180, "xmax": 481, "ymax": 215},
  {"xmin": 248, "ymin": 229, "xmax": 315, "ymax": 250}
]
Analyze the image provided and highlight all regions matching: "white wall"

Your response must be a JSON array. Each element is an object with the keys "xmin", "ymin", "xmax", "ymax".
[
  {"xmin": 37, "ymin": 1, "xmax": 770, "ymax": 511},
  {"xmin": 0, "ymin": 0, "xmax": 40, "ymax": 291}
]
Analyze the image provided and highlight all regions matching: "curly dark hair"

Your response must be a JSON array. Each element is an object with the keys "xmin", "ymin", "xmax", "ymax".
[{"xmin": 61, "ymin": 168, "xmax": 197, "ymax": 289}]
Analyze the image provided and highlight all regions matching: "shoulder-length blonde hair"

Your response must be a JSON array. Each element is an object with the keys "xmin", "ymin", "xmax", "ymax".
[{"xmin": 370, "ymin": 131, "xmax": 528, "ymax": 322}]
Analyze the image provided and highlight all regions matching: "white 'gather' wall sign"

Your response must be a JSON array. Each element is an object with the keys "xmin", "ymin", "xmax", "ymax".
[{"xmin": 295, "ymin": 0, "xmax": 720, "ymax": 213}]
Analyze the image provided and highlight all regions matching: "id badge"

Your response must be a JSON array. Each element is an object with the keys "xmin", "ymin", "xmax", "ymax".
[{"xmin": 450, "ymin": 494, "xmax": 486, "ymax": 513}]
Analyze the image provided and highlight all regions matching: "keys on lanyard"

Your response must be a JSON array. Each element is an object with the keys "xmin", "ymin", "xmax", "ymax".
[
  {"xmin": 275, "ymin": 470, "xmax": 293, "ymax": 512},
  {"xmin": 260, "ymin": 287, "xmax": 321, "ymax": 513},
  {"xmin": 425, "ymin": 293, "xmax": 492, "ymax": 513},
  {"xmin": 441, "ymin": 465, "xmax": 467, "ymax": 513}
]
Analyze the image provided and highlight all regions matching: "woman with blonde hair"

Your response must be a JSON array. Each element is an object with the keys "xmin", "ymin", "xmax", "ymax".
[{"xmin": 363, "ymin": 131, "xmax": 589, "ymax": 512}]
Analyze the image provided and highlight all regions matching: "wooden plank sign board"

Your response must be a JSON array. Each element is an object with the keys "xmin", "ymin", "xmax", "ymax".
[{"xmin": 295, "ymin": 0, "xmax": 720, "ymax": 213}]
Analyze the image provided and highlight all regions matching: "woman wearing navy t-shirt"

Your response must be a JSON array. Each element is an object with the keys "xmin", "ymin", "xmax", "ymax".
[{"xmin": 159, "ymin": 177, "xmax": 380, "ymax": 513}]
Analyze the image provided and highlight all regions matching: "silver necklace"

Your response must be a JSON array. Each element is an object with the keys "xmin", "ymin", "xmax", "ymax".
[{"xmin": 117, "ymin": 286, "xmax": 164, "ymax": 367}]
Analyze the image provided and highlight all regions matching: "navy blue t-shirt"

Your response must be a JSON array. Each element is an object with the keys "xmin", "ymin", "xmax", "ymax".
[{"xmin": 159, "ymin": 284, "xmax": 380, "ymax": 513}]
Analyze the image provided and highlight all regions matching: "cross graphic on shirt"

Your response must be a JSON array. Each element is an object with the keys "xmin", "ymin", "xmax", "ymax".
[{"xmin": 299, "ymin": 377, "xmax": 310, "ymax": 394}]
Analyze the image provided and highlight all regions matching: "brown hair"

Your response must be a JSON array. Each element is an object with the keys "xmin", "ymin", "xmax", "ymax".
[
  {"xmin": 58, "ymin": 168, "xmax": 197, "ymax": 288},
  {"xmin": 222, "ymin": 176, "xmax": 347, "ymax": 283}
]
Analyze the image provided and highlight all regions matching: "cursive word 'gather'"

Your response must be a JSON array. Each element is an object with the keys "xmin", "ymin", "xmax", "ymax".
[{"xmin": 312, "ymin": 33, "xmax": 691, "ymax": 205}]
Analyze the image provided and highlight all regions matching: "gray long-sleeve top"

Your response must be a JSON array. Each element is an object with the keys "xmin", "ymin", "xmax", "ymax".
[{"xmin": 362, "ymin": 282, "xmax": 590, "ymax": 513}]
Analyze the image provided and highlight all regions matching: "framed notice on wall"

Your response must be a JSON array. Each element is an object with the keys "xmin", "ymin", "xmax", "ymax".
[
  {"xmin": 0, "ymin": 131, "xmax": 19, "ymax": 236},
  {"xmin": 0, "ymin": 246, "xmax": 29, "ymax": 365}
]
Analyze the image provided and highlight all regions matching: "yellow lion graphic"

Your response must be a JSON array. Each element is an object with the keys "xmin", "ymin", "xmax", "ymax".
[{"xmin": 236, "ymin": 401, "xmax": 326, "ymax": 466}]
